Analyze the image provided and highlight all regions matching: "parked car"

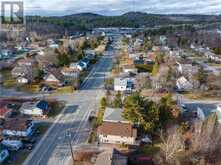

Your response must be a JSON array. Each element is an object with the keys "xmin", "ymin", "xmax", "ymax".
[{"xmin": 2, "ymin": 140, "xmax": 23, "ymax": 151}]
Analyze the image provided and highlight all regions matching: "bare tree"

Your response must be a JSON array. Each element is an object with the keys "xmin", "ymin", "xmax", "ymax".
[{"xmin": 159, "ymin": 127, "xmax": 185, "ymax": 164}]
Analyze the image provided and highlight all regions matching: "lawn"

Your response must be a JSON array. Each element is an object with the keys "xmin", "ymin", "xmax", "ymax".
[
  {"xmin": 0, "ymin": 69, "xmax": 17, "ymax": 88},
  {"xmin": 207, "ymin": 62, "xmax": 221, "ymax": 67},
  {"xmin": 7, "ymin": 150, "xmax": 30, "ymax": 165},
  {"xmin": 54, "ymin": 86, "xmax": 74, "ymax": 94},
  {"xmin": 138, "ymin": 144, "xmax": 160, "ymax": 156},
  {"xmin": 17, "ymin": 84, "xmax": 41, "ymax": 93}
]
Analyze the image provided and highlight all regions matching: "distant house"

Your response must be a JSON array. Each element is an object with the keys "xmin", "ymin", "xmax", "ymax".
[
  {"xmin": 84, "ymin": 49, "xmax": 96, "ymax": 56},
  {"xmin": 197, "ymin": 104, "xmax": 221, "ymax": 123},
  {"xmin": 20, "ymin": 100, "xmax": 49, "ymax": 117},
  {"xmin": 17, "ymin": 77, "xmax": 29, "ymax": 84},
  {"xmin": 3, "ymin": 119, "xmax": 35, "ymax": 137},
  {"xmin": 44, "ymin": 68, "xmax": 63, "ymax": 85},
  {"xmin": 17, "ymin": 58, "xmax": 36, "ymax": 66},
  {"xmin": 0, "ymin": 147, "xmax": 9, "ymax": 164},
  {"xmin": 61, "ymin": 67, "xmax": 80, "ymax": 79},
  {"xmin": 11, "ymin": 66, "xmax": 32, "ymax": 78},
  {"xmin": 176, "ymin": 63, "xmax": 199, "ymax": 77},
  {"xmin": 97, "ymin": 108, "xmax": 137, "ymax": 145},
  {"xmin": 0, "ymin": 108, "xmax": 12, "ymax": 119},
  {"xmin": 114, "ymin": 77, "xmax": 134, "ymax": 92},
  {"xmin": 69, "ymin": 63, "xmax": 79, "ymax": 70},
  {"xmin": 176, "ymin": 76, "xmax": 193, "ymax": 92},
  {"xmin": 49, "ymin": 44, "xmax": 59, "ymax": 49},
  {"xmin": 123, "ymin": 65, "xmax": 138, "ymax": 74}
]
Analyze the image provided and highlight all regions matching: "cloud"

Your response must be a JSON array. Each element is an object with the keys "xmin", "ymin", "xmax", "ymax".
[{"xmin": 2, "ymin": 0, "xmax": 221, "ymax": 16}]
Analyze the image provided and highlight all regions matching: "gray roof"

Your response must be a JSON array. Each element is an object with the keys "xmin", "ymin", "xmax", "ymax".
[
  {"xmin": 103, "ymin": 107, "xmax": 128, "ymax": 122},
  {"xmin": 185, "ymin": 103, "xmax": 220, "ymax": 118}
]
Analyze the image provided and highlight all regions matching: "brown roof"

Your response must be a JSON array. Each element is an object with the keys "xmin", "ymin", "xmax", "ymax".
[
  {"xmin": 97, "ymin": 122, "xmax": 137, "ymax": 138},
  {"xmin": 3, "ymin": 118, "xmax": 31, "ymax": 131}
]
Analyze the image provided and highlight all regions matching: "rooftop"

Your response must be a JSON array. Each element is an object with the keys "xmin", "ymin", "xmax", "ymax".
[
  {"xmin": 98, "ymin": 121, "xmax": 137, "ymax": 138},
  {"xmin": 103, "ymin": 107, "xmax": 128, "ymax": 123},
  {"xmin": 3, "ymin": 118, "xmax": 32, "ymax": 132}
]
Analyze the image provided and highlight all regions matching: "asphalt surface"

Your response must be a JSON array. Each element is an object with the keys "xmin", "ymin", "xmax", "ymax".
[{"xmin": 23, "ymin": 49, "xmax": 114, "ymax": 165}]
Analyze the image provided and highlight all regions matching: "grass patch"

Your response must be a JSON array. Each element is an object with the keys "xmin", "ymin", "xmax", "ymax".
[
  {"xmin": 55, "ymin": 86, "xmax": 74, "ymax": 94},
  {"xmin": 135, "ymin": 64, "xmax": 153, "ymax": 73},
  {"xmin": 47, "ymin": 101, "xmax": 65, "ymax": 118},
  {"xmin": 0, "ymin": 69, "xmax": 17, "ymax": 88},
  {"xmin": 37, "ymin": 123, "xmax": 51, "ymax": 134},
  {"xmin": 18, "ymin": 84, "xmax": 41, "ymax": 93},
  {"xmin": 138, "ymin": 144, "xmax": 160, "ymax": 156},
  {"xmin": 7, "ymin": 150, "xmax": 30, "ymax": 165},
  {"xmin": 207, "ymin": 63, "xmax": 221, "ymax": 67}
]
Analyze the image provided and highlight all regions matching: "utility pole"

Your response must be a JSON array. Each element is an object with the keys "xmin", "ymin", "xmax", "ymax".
[{"xmin": 66, "ymin": 130, "xmax": 74, "ymax": 163}]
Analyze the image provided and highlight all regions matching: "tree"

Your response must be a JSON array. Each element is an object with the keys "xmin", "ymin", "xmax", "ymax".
[
  {"xmin": 159, "ymin": 128, "xmax": 184, "ymax": 164},
  {"xmin": 197, "ymin": 66, "xmax": 207, "ymax": 87},
  {"xmin": 158, "ymin": 93, "xmax": 174, "ymax": 127},
  {"xmin": 152, "ymin": 61, "xmax": 159, "ymax": 76},
  {"xmin": 57, "ymin": 53, "xmax": 70, "ymax": 67},
  {"xmin": 113, "ymin": 91, "xmax": 123, "ymax": 108},
  {"xmin": 123, "ymin": 92, "xmax": 160, "ymax": 133}
]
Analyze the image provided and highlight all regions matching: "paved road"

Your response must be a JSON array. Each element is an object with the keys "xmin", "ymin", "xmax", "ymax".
[{"xmin": 23, "ymin": 49, "xmax": 114, "ymax": 165}]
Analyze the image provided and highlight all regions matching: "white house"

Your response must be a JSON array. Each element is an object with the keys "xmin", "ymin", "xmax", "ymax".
[
  {"xmin": 114, "ymin": 77, "xmax": 134, "ymax": 92},
  {"xmin": 20, "ymin": 100, "xmax": 49, "ymax": 117},
  {"xmin": 123, "ymin": 65, "xmax": 138, "ymax": 74},
  {"xmin": 97, "ymin": 108, "xmax": 137, "ymax": 145},
  {"xmin": 69, "ymin": 63, "xmax": 78, "ymax": 70},
  {"xmin": 3, "ymin": 119, "xmax": 35, "ymax": 137},
  {"xmin": 0, "ymin": 147, "xmax": 9, "ymax": 163},
  {"xmin": 17, "ymin": 77, "xmax": 29, "ymax": 84},
  {"xmin": 176, "ymin": 76, "xmax": 193, "ymax": 92}
]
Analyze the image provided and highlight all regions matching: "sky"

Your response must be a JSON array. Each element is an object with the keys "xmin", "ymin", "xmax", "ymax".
[{"xmin": 2, "ymin": 0, "xmax": 221, "ymax": 16}]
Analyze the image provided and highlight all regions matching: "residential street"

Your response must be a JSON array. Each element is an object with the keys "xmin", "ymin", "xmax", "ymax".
[{"xmin": 23, "ymin": 47, "xmax": 114, "ymax": 165}]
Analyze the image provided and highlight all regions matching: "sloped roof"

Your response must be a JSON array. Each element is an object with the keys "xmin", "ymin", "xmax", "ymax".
[{"xmin": 97, "ymin": 121, "xmax": 137, "ymax": 138}]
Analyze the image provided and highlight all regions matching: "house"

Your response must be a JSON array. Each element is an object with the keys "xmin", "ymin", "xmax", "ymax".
[
  {"xmin": 197, "ymin": 104, "xmax": 221, "ymax": 123},
  {"xmin": 11, "ymin": 66, "xmax": 32, "ymax": 78},
  {"xmin": 184, "ymin": 103, "xmax": 221, "ymax": 123},
  {"xmin": 17, "ymin": 76, "xmax": 29, "ymax": 84},
  {"xmin": 123, "ymin": 65, "xmax": 138, "ymax": 74},
  {"xmin": 69, "ymin": 62, "xmax": 79, "ymax": 70},
  {"xmin": 95, "ymin": 148, "xmax": 127, "ymax": 165},
  {"xmin": 114, "ymin": 77, "xmax": 134, "ymax": 92},
  {"xmin": 0, "ymin": 108, "xmax": 12, "ymax": 119},
  {"xmin": 17, "ymin": 58, "xmax": 36, "ymax": 66},
  {"xmin": 84, "ymin": 49, "xmax": 96, "ymax": 56},
  {"xmin": 176, "ymin": 63, "xmax": 199, "ymax": 77},
  {"xmin": 61, "ymin": 67, "xmax": 80, "ymax": 79},
  {"xmin": 20, "ymin": 100, "xmax": 49, "ymax": 117},
  {"xmin": 44, "ymin": 68, "xmax": 63, "ymax": 85},
  {"xmin": 0, "ymin": 147, "xmax": 9, "ymax": 163},
  {"xmin": 97, "ymin": 108, "xmax": 137, "ymax": 145},
  {"xmin": 176, "ymin": 76, "xmax": 193, "ymax": 92},
  {"xmin": 2, "ymin": 118, "xmax": 35, "ymax": 137}
]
